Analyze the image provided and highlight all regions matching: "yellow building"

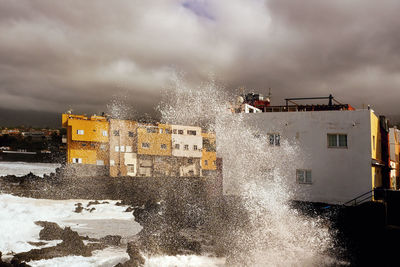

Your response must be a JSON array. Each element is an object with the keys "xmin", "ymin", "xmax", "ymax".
[
  {"xmin": 137, "ymin": 123, "xmax": 172, "ymax": 156},
  {"xmin": 62, "ymin": 113, "xmax": 109, "ymax": 165},
  {"xmin": 371, "ymin": 112, "xmax": 383, "ymax": 189},
  {"xmin": 201, "ymin": 132, "xmax": 217, "ymax": 175}
]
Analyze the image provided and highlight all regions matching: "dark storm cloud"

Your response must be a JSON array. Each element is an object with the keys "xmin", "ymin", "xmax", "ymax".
[{"xmin": 1, "ymin": 0, "xmax": 400, "ymax": 125}]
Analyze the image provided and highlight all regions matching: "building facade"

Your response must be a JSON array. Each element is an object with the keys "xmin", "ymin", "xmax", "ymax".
[
  {"xmin": 222, "ymin": 109, "xmax": 387, "ymax": 205},
  {"xmin": 63, "ymin": 113, "xmax": 216, "ymax": 178}
]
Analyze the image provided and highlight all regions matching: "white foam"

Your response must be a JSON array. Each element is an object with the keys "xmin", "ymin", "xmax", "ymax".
[{"xmin": 0, "ymin": 194, "xmax": 139, "ymax": 254}]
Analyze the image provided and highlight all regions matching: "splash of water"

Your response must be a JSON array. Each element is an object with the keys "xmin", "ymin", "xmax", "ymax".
[{"xmin": 158, "ymin": 77, "xmax": 337, "ymax": 266}]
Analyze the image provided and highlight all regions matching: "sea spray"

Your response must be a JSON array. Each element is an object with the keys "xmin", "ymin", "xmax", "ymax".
[{"xmin": 158, "ymin": 77, "xmax": 336, "ymax": 266}]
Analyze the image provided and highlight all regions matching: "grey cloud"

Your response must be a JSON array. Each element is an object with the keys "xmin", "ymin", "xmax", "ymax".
[{"xmin": 0, "ymin": 0, "xmax": 400, "ymax": 126}]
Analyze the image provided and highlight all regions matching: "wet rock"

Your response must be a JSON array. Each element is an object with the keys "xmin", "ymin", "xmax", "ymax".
[
  {"xmin": 35, "ymin": 221, "xmax": 64, "ymax": 240},
  {"xmin": 89, "ymin": 207, "xmax": 96, "ymax": 212},
  {"xmin": 102, "ymin": 201, "xmax": 109, "ymax": 204},
  {"xmin": 74, "ymin": 203, "xmax": 84, "ymax": 213},
  {"xmin": 115, "ymin": 201, "xmax": 124, "ymax": 206},
  {"xmin": 87, "ymin": 200, "xmax": 100, "ymax": 207},
  {"xmin": 125, "ymin": 207, "xmax": 134, "ymax": 212},
  {"xmin": 27, "ymin": 241, "xmax": 47, "ymax": 247},
  {"xmin": 99, "ymin": 235, "xmax": 121, "ymax": 246},
  {"xmin": 115, "ymin": 241, "xmax": 145, "ymax": 267}
]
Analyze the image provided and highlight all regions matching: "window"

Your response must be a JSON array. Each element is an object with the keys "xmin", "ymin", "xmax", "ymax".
[
  {"xmin": 187, "ymin": 130, "xmax": 197, "ymax": 135},
  {"xmin": 193, "ymin": 145, "xmax": 198, "ymax": 151},
  {"xmin": 120, "ymin": 146, "xmax": 125, "ymax": 152},
  {"xmin": 82, "ymin": 143, "xmax": 87, "ymax": 147},
  {"xmin": 90, "ymin": 143, "xmax": 95, "ymax": 148},
  {"xmin": 178, "ymin": 130, "xmax": 184, "ymax": 134},
  {"xmin": 72, "ymin": 158, "xmax": 82, "ymax": 164},
  {"xmin": 165, "ymin": 129, "xmax": 171, "ymax": 134},
  {"xmin": 77, "ymin": 130, "xmax": 84, "ymax": 135},
  {"xmin": 175, "ymin": 144, "xmax": 180, "ymax": 149},
  {"xmin": 110, "ymin": 160, "xmax": 115, "ymax": 166},
  {"xmin": 204, "ymin": 160, "xmax": 208, "ymax": 166},
  {"xmin": 102, "ymin": 131, "xmax": 108, "ymax": 137},
  {"xmin": 188, "ymin": 159, "xmax": 193, "ymax": 164},
  {"xmin": 142, "ymin": 142, "xmax": 150, "ymax": 148},
  {"xmin": 159, "ymin": 128, "xmax": 163, "ymax": 134},
  {"xmin": 113, "ymin": 130, "xmax": 119, "ymax": 136},
  {"xmin": 184, "ymin": 144, "xmax": 189, "ymax": 150},
  {"xmin": 127, "ymin": 164, "xmax": 135, "ymax": 173},
  {"xmin": 100, "ymin": 144, "xmax": 106, "ymax": 150},
  {"xmin": 161, "ymin": 144, "xmax": 167, "ymax": 150},
  {"xmin": 373, "ymin": 136, "xmax": 376, "ymax": 150},
  {"xmin": 213, "ymin": 160, "xmax": 216, "ymax": 166},
  {"xmin": 128, "ymin": 131, "xmax": 134, "ymax": 137},
  {"xmin": 328, "ymin": 134, "xmax": 347, "ymax": 148},
  {"xmin": 173, "ymin": 129, "xmax": 177, "ymax": 134},
  {"xmin": 297, "ymin": 169, "xmax": 312, "ymax": 184},
  {"xmin": 268, "ymin": 134, "xmax": 280, "ymax": 146},
  {"xmin": 126, "ymin": 146, "xmax": 132, "ymax": 152},
  {"xmin": 115, "ymin": 146, "xmax": 119, "ymax": 152},
  {"xmin": 96, "ymin": 160, "xmax": 104, "ymax": 166},
  {"xmin": 146, "ymin": 128, "xmax": 157, "ymax": 133}
]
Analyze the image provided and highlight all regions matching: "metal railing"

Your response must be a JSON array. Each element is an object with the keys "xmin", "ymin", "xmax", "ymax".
[{"xmin": 342, "ymin": 190, "xmax": 374, "ymax": 206}]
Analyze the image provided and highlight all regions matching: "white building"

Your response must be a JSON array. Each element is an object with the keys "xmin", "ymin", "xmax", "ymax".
[
  {"xmin": 171, "ymin": 124, "xmax": 202, "ymax": 176},
  {"xmin": 222, "ymin": 109, "xmax": 385, "ymax": 205}
]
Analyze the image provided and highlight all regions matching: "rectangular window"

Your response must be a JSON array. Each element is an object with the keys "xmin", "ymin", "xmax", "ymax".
[
  {"xmin": 82, "ymin": 143, "xmax": 86, "ymax": 147},
  {"xmin": 72, "ymin": 158, "xmax": 82, "ymax": 164},
  {"xmin": 204, "ymin": 160, "xmax": 208, "ymax": 166},
  {"xmin": 268, "ymin": 134, "xmax": 280, "ymax": 146},
  {"xmin": 188, "ymin": 159, "xmax": 193, "ymax": 164},
  {"xmin": 100, "ymin": 144, "xmax": 106, "ymax": 150},
  {"xmin": 193, "ymin": 145, "xmax": 198, "ymax": 150},
  {"xmin": 175, "ymin": 144, "xmax": 180, "ymax": 149},
  {"xmin": 161, "ymin": 144, "xmax": 167, "ymax": 150},
  {"xmin": 146, "ymin": 128, "xmax": 157, "ymax": 133},
  {"xmin": 115, "ymin": 146, "xmax": 119, "ymax": 152},
  {"xmin": 184, "ymin": 144, "xmax": 189, "ymax": 150},
  {"xmin": 165, "ymin": 129, "xmax": 171, "ymax": 134},
  {"xmin": 173, "ymin": 129, "xmax": 177, "ymax": 134},
  {"xmin": 77, "ymin": 130, "xmax": 84, "ymax": 135},
  {"xmin": 127, "ymin": 164, "xmax": 135, "ymax": 173},
  {"xmin": 128, "ymin": 131, "xmax": 134, "ymax": 137},
  {"xmin": 102, "ymin": 130, "xmax": 108, "ymax": 137},
  {"xmin": 187, "ymin": 130, "xmax": 197, "ymax": 135},
  {"xmin": 159, "ymin": 128, "xmax": 163, "ymax": 134},
  {"xmin": 110, "ymin": 160, "xmax": 115, "ymax": 166},
  {"xmin": 297, "ymin": 169, "xmax": 312, "ymax": 184},
  {"xmin": 126, "ymin": 146, "xmax": 132, "ymax": 153},
  {"xmin": 142, "ymin": 142, "xmax": 150, "ymax": 148},
  {"xmin": 328, "ymin": 134, "xmax": 347, "ymax": 148},
  {"xmin": 213, "ymin": 160, "xmax": 216, "ymax": 166},
  {"xmin": 373, "ymin": 136, "xmax": 375, "ymax": 150},
  {"xmin": 96, "ymin": 160, "xmax": 104, "ymax": 166},
  {"xmin": 120, "ymin": 146, "xmax": 125, "ymax": 152},
  {"xmin": 178, "ymin": 130, "xmax": 184, "ymax": 135},
  {"xmin": 113, "ymin": 130, "xmax": 119, "ymax": 136}
]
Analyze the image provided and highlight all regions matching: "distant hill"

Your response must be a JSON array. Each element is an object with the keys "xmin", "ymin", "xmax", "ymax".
[{"xmin": 0, "ymin": 108, "xmax": 59, "ymax": 128}]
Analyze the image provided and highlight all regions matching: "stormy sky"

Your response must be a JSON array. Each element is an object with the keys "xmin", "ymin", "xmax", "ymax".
[{"xmin": 1, "ymin": 0, "xmax": 400, "ymax": 127}]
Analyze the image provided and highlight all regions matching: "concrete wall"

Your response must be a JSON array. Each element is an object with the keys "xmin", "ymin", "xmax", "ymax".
[{"xmin": 222, "ymin": 109, "xmax": 374, "ymax": 204}]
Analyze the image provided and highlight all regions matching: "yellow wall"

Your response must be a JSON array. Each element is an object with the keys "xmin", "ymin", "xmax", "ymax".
[
  {"xmin": 137, "ymin": 124, "xmax": 172, "ymax": 156},
  {"xmin": 371, "ymin": 111, "xmax": 382, "ymax": 189},
  {"xmin": 63, "ymin": 114, "xmax": 109, "ymax": 165},
  {"xmin": 68, "ymin": 119, "xmax": 109, "ymax": 143},
  {"xmin": 201, "ymin": 132, "xmax": 217, "ymax": 170}
]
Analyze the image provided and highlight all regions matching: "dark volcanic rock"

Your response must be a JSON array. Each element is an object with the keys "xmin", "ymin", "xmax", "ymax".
[
  {"xmin": 74, "ymin": 203, "xmax": 84, "ymax": 213},
  {"xmin": 114, "ymin": 241, "xmax": 145, "ymax": 267},
  {"xmin": 35, "ymin": 221, "xmax": 64, "ymax": 240},
  {"xmin": 87, "ymin": 200, "xmax": 100, "ymax": 207},
  {"xmin": 124, "ymin": 207, "xmax": 134, "ymax": 212}
]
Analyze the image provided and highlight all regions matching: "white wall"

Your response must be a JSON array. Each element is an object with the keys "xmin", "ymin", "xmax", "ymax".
[
  {"xmin": 221, "ymin": 109, "xmax": 374, "ymax": 205},
  {"xmin": 171, "ymin": 125, "xmax": 202, "ymax": 158}
]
